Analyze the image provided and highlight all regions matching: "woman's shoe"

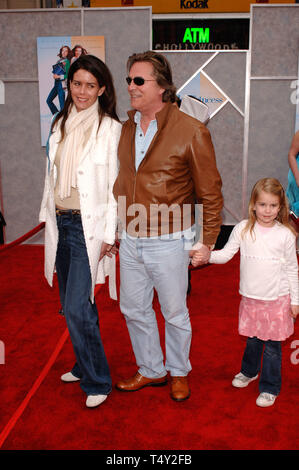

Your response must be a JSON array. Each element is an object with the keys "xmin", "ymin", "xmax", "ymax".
[
  {"xmin": 86, "ymin": 394, "xmax": 107, "ymax": 408},
  {"xmin": 232, "ymin": 372, "xmax": 258, "ymax": 388},
  {"xmin": 61, "ymin": 372, "xmax": 80, "ymax": 382}
]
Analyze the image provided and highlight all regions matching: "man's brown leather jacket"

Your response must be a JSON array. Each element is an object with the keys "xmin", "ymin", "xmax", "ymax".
[{"xmin": 113, "ymin": 102, "xmax": 223, "ymax": 246}]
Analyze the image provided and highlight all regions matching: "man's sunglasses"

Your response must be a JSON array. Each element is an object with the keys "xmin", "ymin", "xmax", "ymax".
[{"xmin": 126, "ymin": 76, "xmax": 156, "ymax": 86}]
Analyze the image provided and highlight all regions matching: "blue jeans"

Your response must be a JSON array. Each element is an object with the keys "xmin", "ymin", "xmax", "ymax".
[
  {"xmin": 241, "ymin": 336, "xmax": 282, "ymax": 396},
  {"xmin": 46, "ymin": 79, "xmax": 65, "ymax": 115},
  {"xmin": 55, "ymin": 211, "xmax": 112, "ymax": 396},
  {"xmin": 119, "ymin": 234, "xmax": 192, "ymax": 378}
]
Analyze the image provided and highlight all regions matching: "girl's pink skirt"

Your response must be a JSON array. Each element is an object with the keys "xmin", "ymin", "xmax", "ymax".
[{"xmin": 238, "ymin": 294, "xmax": 295, "ymax": 341}]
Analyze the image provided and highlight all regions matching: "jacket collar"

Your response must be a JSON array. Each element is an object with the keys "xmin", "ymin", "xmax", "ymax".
[{"xmin": 127, "ymin": 102, "xmax": 176, "ymax": 131}]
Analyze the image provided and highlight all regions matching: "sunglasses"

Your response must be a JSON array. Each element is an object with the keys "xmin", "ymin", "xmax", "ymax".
[{"xmin": 126, "ymin": 76, "xmax": 156, "ymax": 86}]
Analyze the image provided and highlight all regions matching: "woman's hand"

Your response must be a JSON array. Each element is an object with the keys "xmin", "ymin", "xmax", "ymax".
[
  {"xmin": 108, "ymin": 243, "xmax": 119, "ymax": 257},
  {"xmin": 99, "ymin": 242, "xmax": 116, "ymax": 261}
]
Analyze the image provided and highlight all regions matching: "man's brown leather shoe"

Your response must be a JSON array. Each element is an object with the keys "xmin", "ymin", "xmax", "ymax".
[
  {"xmin": 115, "ymin": 372, "xmax": 167, "ymax": 392},
  {"xmin": 170, "ymin": 376, "xmax": 190, "ymax": 402}
]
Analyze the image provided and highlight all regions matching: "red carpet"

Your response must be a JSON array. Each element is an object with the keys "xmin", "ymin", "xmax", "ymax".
[{"xmin": 0, "ymin": 244, "xmax": 298, "ymax": 451}]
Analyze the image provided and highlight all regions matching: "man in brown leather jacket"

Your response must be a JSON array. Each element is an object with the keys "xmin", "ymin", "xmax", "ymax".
[{"xmin": 113, "ymin": 51, "xmax": 223, "ymax": 401}]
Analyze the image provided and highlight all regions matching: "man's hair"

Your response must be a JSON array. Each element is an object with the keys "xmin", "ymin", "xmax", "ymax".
[{"xmin": 127, "ymin": 51, "xmax": 177, "ymax": 103}]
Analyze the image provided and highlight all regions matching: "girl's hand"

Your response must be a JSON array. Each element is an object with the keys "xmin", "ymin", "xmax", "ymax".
[
  {"xmin": 290, "ymin": 305, "xmax": 299, "ymax": 319},
  {"xmin": 190, "ymin": 245, "xmax": 211, "ymax": 267}
]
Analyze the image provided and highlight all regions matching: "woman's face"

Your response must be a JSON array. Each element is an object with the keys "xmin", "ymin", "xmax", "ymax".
[
  {"xmin": 61, "ymin": 47, "xmax": 69, "ymax": 58},
  {"xmin": 75, "ymin": 47, "xmax": 82, "ymax": 57},
  {"xmin": 70, "ymin": 69, "xmax": 105, "ymax": 112}
]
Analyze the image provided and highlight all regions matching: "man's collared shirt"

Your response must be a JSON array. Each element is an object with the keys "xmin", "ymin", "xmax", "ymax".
[{"xmin": 134, "ymin": 111, "xmax": 158, "ymax": 171}]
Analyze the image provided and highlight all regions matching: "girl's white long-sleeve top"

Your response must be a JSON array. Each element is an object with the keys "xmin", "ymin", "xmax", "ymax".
[{"xmin": 209, "ymin": 220, "xmax": 299, "ymax": 303}]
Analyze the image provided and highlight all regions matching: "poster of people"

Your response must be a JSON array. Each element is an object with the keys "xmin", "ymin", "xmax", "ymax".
[{"xmin": 37, "ymin": 35, "xmax": 105, "ymax": 146}]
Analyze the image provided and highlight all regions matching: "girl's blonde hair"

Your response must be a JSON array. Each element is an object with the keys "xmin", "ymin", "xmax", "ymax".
[{"xmin": 243, "ymin": 177, "xmax": 295, "ymax": 237}]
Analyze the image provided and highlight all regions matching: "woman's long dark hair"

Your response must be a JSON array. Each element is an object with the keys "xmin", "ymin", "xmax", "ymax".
[{"xmin": 52, "ymin": 54, "xmax": 119, "ymax": 140}]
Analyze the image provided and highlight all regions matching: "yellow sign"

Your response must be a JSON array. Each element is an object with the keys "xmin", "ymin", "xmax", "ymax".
[{"xmin": 90, "ymin": 0, "xmax": 295, "ymax": 14}]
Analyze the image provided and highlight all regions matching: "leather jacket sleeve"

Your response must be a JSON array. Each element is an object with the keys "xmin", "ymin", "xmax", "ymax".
[{"xmin": 189, "ymin": 125, "xmax": 223, "ymax": 246}]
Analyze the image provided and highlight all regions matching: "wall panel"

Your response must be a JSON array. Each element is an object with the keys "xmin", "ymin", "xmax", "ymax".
[{"xmin": 247, "ymin": 5, "xmax": 299, "ymax": 204}]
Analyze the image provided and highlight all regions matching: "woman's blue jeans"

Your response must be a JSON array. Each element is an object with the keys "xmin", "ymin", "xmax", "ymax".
[
  {"xmin": 55, "ymin": 211, "xmax": 112, "ymax": 396},
  {"xmin": 241, "ymin": 336, "xmax": 282, "ymax": 396},
  {"xmin": 46, "ymin": 79, "xmax": 65, "ymax": 115}
]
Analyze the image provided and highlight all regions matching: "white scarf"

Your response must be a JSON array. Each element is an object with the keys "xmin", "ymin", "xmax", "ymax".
[{"xmin": 58, "ymin": 100, "xmax": 98, "ymax": 200}]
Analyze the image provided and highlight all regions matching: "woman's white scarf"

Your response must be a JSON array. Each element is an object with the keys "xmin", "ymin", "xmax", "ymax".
[{"xmin": 58, "ymin": 100, "xmax": 98, "ymax": 200}]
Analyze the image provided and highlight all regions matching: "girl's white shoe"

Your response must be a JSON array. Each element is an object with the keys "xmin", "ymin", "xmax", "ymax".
[
  {"xmin": 256, "ymin": 392, "xmax": 277, "ymax": 407},
  {"xmin": 86, "ymin": 394, "xmax": 107, "ymax": 408}
]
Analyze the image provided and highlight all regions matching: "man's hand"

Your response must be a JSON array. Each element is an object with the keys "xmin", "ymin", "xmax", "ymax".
[{"xmin": 189, "ymin": 244, "xmax": 211, "ymax": 267}]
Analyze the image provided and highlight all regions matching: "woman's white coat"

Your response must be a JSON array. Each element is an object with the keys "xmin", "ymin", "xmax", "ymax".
[{"xmin": 39, "ymin": 115, "xmax": 122, "ymax": 301}]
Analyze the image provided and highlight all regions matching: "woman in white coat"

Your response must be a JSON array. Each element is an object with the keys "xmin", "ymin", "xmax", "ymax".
[{"xmin": 39, "ymin": 55, "xmax": 122, "ymax": 408}]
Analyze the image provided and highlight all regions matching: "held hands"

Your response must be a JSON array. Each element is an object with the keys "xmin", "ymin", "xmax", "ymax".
[
  {"xmin": 99, "ymin": 242, "xmax": 119, "ymax": 261},
  {"xmin": 189, "ymin": 243, "xmax": 211, "ymax": 267},
  {"xmin": 290, "ymin": 305, "xmax": 299, "ymax": 319}
]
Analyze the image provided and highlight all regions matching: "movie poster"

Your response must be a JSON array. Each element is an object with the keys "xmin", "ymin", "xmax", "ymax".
[
  {"xmin": 37, "ymin": 35, "xmax": 105, "ymax": 146},
  {"xmin": 177, "ymin": 68, "xmax": 227, "ymax": 121}
]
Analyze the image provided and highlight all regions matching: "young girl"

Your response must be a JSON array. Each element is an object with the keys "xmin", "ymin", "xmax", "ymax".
[{"xmin": 191, "ymin": 178, "xmax": 299, "ymax": 407}]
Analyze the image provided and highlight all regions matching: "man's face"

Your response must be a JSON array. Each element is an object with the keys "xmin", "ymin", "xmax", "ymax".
[{"xmin": 127, "ymin": 61, "xmax": 165, "ymax": 116}]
